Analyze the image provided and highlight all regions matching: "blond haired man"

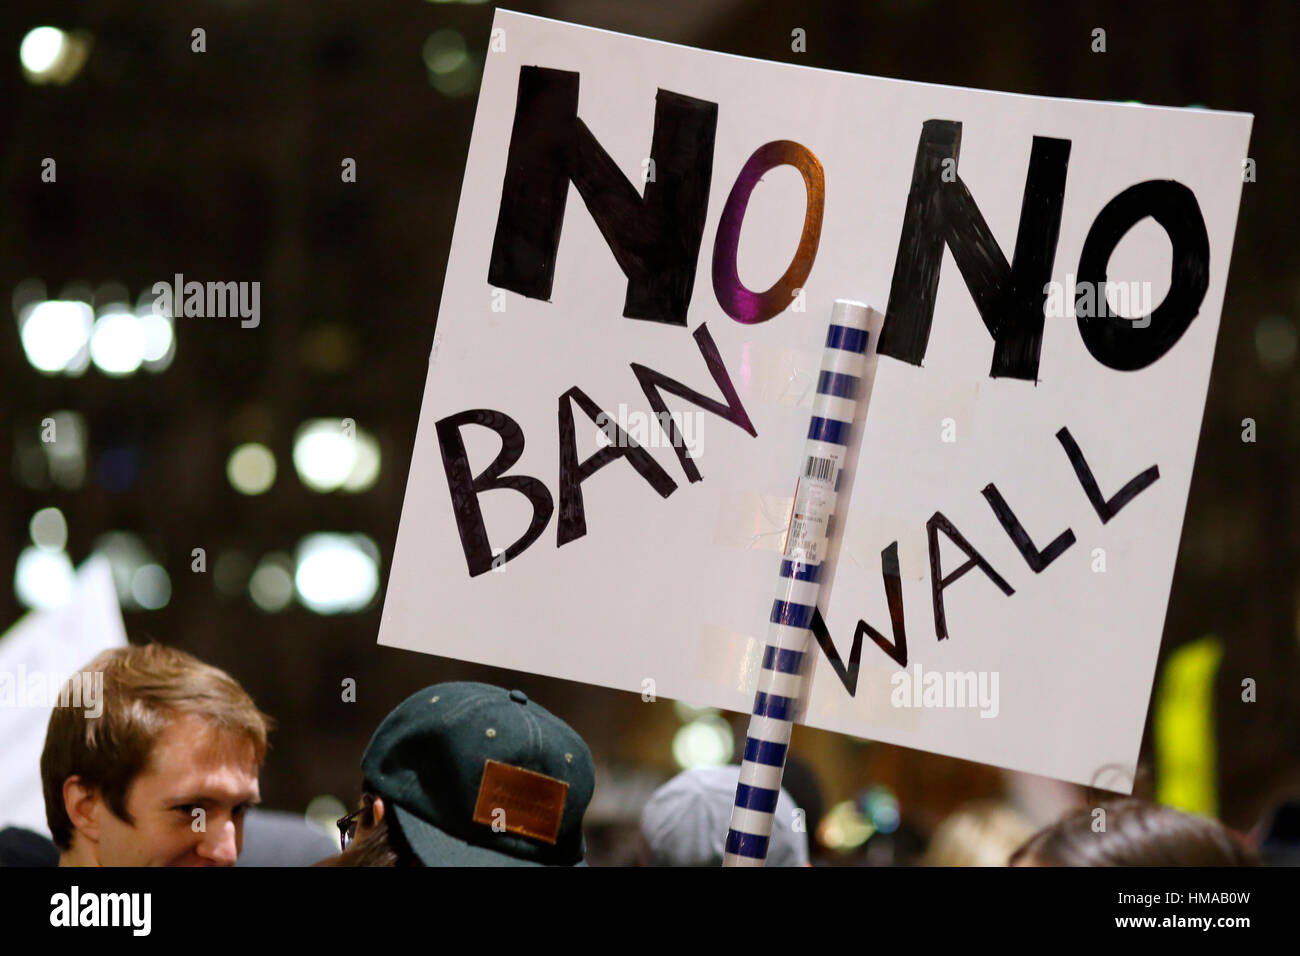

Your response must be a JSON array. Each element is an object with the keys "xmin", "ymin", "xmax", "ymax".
[{"xmin": 41, "ymin": 643, "xmax": 271, "ymax": 867}]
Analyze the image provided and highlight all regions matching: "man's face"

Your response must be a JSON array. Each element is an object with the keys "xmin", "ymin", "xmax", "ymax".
[{"xmin": 91, "ymin": 713, "xmax": 261, "ymax": 866}]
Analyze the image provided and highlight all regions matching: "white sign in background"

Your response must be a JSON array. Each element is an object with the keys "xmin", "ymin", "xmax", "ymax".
[
  {"xmin": 379, "ymin": 10, "xmax": 1252, "ymax": 789},
  {"xmin": 0, "ymin": 558, "xmax": 127, "ymax": 833}
]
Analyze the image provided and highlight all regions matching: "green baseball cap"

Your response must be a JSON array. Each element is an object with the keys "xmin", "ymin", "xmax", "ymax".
[{"xmin": 360, "ymin": 682, "xmax": 594, "ymax": 866}]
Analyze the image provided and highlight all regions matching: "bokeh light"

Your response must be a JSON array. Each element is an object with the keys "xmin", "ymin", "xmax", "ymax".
[
  {"xmin": 423, "ymin": 30, "xmax": 479, "ymax": 96},
  {"xmin": 293, "ymin": 420, "xmax": 356, "ymax": 491},
  {"xmin": 294, "ymin": 533, "xmax": 380, "ymax": 614},
  {"xmin": 1254, "ymin": 314, "xmax": 1296, "ymax": 371},
  {"xmin": 139, "ymin": 311, "xmax": 176, "ymax": 372},
  {"xmin": 91, "ymin": 531, "xmax": 164, "ymax": 611},
  {"xmin": 227, "ymin": 443, "xmax": 277, "ymax": 496},
  {"xmin": 130, "ymin": 564, "xmax": 171, "ymax": 610},
  {"xmin": 304, "ymin": 795, "xmax": 347, "ymax": 841},
  {"xmin": 342, "ymin": 431, "xmax": 381, "ymax": 492},
  {"xmin": 293, "ymin": 419, "xmax": 380, "ymax": 493},
  {"xmin": 19, "ymin": 300, "xmax": 93, "ymax": 373},
  {"xmin": 819, "ymin": 800, "xmax": 875, "ymax": 852},
  {"xmin": 671, "ymin": 714, "xmax": 734, "ymax": 769},
  {"xmin": 19, "ymin": 26, "xmax": 90, "ymax": 85},
  {"xmin": 42, "ymin": 410, "xmax": 87, "ymax": 490},
  {"xmin": 19, "ymin": 27, "xmax": 65, "ymax": 75},
  {"xmin": 29, "ymin": 507, "xmax": 68, "ymax": 552},
  {"xmin": 864, "ymin": 786, "xmax": 901, "ymax": 835},
  {"xmin": 249, "ymin": 554, "xmax": 295, "ymax": 612},
  {"xmin": 89, "ymin": 306, "xmax": 146, "ymax": 376},
  {"xmin": 14, "ymin": 546, "xmax": 75, "ymax": 610}
]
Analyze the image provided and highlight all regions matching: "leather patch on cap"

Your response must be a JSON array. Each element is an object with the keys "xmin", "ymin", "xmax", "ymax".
[{"xmin": 472, "ymin": 759, "xmax": 569, "ymax": 845}]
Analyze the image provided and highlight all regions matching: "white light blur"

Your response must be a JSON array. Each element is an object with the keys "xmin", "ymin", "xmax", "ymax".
[
  {"xmin": 63, "ymin": 343, "xmax": 91, "ymax": 376},
  {"xmin": 304, "ymin": 795, "xmax": 347, "ymax": 841},
  {"xmin": 91, "ymin": 531, "xmax": 154, "ymax": 610},
  {"xmin": 139, "ymin": 307, "xmax": 175, "ymax": 371},
  {"xmin": 43, "ymin": 410, "xmax": 87, "ymax": 490},
  {"xmin": 227, "ymin": 443, "xmax": 277, "ymax": 495},
  {"xmin": 14, "ymin": 546, "xmax": 75, "ymax": 610},
  {"xmin": 293, "ymin": 420, "xmax": 356, "ymax": 492},
  {"xmin": 89, "ymin": 307, "xmax": 146, "ymax": 376},
  {"xmin": 29, "ymin": 507, "xmax": 67, "ymax": 551},
  {"xmin": 130, "ymin": 564, "xmax": 170, "ymax": 610},
  {"xmin": 19, "ymin": 27, "xmax": 66, "ymax": 75},
  {"xmin": 20, "ymin": 300, "xmax": 93, "ymax": 373},
  {"xmin": 294, "ymin": 533, "xmax": 379, "ymax": 614},
  {"xmin": 249, "ymin": 555, "xmax": 295, "ymax": 612},
  {"xmin": 342, "ymin": 431, "xmax": 381, "ymax": 492},
  {"xmin": 294, "ymin": 420, "xmax": 379, "ymax": 493},
  {"xmin": 20, "ymin": 26, "xmax": 89, "ymax": 85},
  {"xmin": 671, "ymin": 716, "xmax": 734, "ymax": 769}
]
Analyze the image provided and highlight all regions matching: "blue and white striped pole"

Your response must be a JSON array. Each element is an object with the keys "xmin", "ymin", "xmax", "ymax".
[{"xmin": 723, "ymin": 299, "xmax": 871, "ymax": 867}]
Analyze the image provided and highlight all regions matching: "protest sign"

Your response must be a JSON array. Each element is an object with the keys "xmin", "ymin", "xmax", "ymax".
[{"xmin": 379, "ymin": 10, "xmax": 1252, "ymax": 788}]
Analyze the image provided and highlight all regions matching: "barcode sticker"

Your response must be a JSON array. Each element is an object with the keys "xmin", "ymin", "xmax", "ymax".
[
  {"xmin": 803, "ymin": 454, "xmax": 836, "ymax": 483},
  {"xmin": 785, "ymin": 512, "xmax": 826, "ymax": 563}
]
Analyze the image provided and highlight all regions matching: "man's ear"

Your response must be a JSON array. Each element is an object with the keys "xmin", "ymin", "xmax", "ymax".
[
  {"xmin": 370, "ymin": 796, "xmax": 385, "ymax": 826},
  {"xmin": 63, "ymin": 775, "xmax": 101, "ymax": 844}
]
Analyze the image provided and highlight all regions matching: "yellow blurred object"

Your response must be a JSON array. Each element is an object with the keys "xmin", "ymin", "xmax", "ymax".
[
  {"xmin": 1154, "ymin": 634, "xmax": 1223, "ymax": 817},
  {"xmin": 818, "ymin": 799, "xmax": 873, "ymax": 852}
]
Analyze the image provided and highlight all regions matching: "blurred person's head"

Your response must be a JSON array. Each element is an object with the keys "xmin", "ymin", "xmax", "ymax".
[
  {"xmin": 41, "ymin": 643, "xmax": 270, "ymax": 867},
  {"xmin": 640, "ymin": 765, "xmax": 809, "ymax": 866},
  {"xmin": 921, "ymin": 800, "xmax": 1035, "ymax": 866},
  {"xmin": 1010, "ymin": 798, "xmax": 1258, "ymax": 867},
  {"xmin": 325, "ymin": 682, "xmax": 594, "ymax": 867}
]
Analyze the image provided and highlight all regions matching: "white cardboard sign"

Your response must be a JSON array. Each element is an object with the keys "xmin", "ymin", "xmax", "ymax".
[
  {"xmin": 0, "ymin": 558, "xmax": 127, "ymax": 834},
  {"xmin": 379, "ymin": 10, "xmax": 1252, "ymax": 789}
]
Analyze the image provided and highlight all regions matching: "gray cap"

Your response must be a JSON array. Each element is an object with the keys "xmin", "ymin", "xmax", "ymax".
[{"xmin": 641, "ymin": 765, "xmax": 809, "ymax": 867}]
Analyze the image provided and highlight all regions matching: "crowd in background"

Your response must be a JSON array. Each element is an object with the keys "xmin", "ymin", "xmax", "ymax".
[{"xmin": 1, "ymin": 643, "xmax": 1292, "ymax": 868}]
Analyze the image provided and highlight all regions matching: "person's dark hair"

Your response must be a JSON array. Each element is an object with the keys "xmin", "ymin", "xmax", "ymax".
[
  {"xmin": 316, "ymin": 790, "xmax": 423, "ymax": 868},
  {"xmin": 1010, "ymin": 798, "xmax": 1258, "ymax": 867}
]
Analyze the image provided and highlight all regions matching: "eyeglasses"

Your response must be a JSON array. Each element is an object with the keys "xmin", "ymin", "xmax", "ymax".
[{"xmin": 336, "ymin": 796, "xmax": 374, "ymax": 852}]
